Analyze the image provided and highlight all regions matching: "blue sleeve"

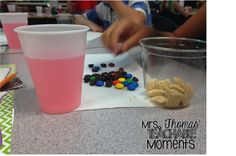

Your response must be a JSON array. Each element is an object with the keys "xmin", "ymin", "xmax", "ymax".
[
  {"xmin": 130, "ymin": 1, "xmax": 152, "ymax": 26},
  {"xmin": 84, "ymin": 8, "xmax": 103, "ymax": 26},
  {"xmin": 131, "ymin": 2, "xmax": 148, "ymax": 15}
]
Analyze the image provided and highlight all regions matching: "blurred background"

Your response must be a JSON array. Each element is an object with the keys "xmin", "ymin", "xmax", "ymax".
[{"xmin": 0, "ymin": 0, "xmax": 205, "ymax": 30}]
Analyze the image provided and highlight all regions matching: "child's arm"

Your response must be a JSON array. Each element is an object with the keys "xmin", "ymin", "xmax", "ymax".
[
  {"xmin": 75, "ymin": 15, "xmax": 104, "ymax": 32},
  {"xmin": 102, "ymin": 3, "xmax": 206, "ymax": 53},
  {"xmin": 173, "ymin": 3, "xmax": 206, "ymax": 39},
  {"xmin": 107, "ymin": 1, "xmax": 146, "ymax": 24}
]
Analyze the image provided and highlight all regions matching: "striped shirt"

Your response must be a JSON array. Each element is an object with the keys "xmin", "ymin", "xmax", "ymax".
[{"xmin": 83, "ymin": 0, "xmax": 152, "ymax": 30}]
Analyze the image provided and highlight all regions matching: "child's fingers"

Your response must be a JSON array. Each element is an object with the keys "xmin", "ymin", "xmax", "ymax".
[
  {"xmin": 109, "ymin": 20, "xmax": 131, "ymax": 53},
  {"xmin": 101, "ymin": 23, "xmax": 115, "ymax": 51},
  {"xmin": 121, "ymin": 26, "xmax": 154, "ymax": 52},
  {"xmin": 102, "ymin": 18, "xmax": 135, "ymax": 54}
]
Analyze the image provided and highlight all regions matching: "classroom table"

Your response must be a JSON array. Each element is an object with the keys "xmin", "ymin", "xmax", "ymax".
[{"xmin": 0, "ymin": 45, "xmax": 206, "ymax": 154}]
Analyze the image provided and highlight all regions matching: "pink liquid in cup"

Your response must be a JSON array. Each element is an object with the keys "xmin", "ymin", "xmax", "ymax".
[
  {"xmin": 2, "ymin": 23, "xmax": 27, "ymax": 50},
  {"xmin": 26, "ymin": 54, "xmax": 85, "ymax": 114}
]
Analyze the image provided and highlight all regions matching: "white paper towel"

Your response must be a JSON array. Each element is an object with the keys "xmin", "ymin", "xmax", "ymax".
[{"xmin": 76, "ymin": 53, "xmax": 155, "ymax": 111}]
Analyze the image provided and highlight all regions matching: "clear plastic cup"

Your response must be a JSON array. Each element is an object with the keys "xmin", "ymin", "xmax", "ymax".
[
  {"xmin": 15, "ymin": 24, "xmax": 89, "ymax": 114},
  {"xmin": 7, "ymin": 4, "xmax": 16, "ymax": 12},
  {"xmin": 140, "ymin": 37, "xmax": 206, "ymax": 108},
  {"xmin": 0, "ymin": 13, "xmax": 28, "ymax": 51},
  {"xmin": 36, "ymin": 6, "xmax": 43, "ymax": 15}
]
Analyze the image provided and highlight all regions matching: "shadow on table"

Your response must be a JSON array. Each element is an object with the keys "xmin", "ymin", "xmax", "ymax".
[{"xmin": 14, "ymin": 89, "xmax": 41, "ymax": 114}]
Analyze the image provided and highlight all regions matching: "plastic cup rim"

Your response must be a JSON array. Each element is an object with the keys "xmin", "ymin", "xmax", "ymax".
[
  {"xmin": 139, "ymin": 37, "xmax": 206, "ymax": 55},
  {"xmin": 0, "ymin": 12, "xmax": 28, "ymax": 16},
  {"xmin": 14, "ymin": 24, "xmax": 89, "ymax": 35}
]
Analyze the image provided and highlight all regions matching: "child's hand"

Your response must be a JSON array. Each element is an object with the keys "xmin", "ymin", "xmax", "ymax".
[
  {"xmin": 102, "ymin": 17, "xmax": 154, "ymax": 54},
  {"xmin": 89, "ymin": 25, "xmax": 104, "ymax": 33}
]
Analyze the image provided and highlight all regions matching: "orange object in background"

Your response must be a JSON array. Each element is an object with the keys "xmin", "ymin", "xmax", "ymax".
[{"xmin": 0, "ymin": 73, "xmax": 16, "ymax": 88}]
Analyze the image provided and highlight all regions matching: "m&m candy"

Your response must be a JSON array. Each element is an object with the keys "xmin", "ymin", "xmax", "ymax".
[
  {"xmin": 124, "ymin": 74, "xmax": 132, "ymax": 79},
  {"xmin": 92, "ymin": 66, "xmax": 100, "ymax": 72},
  {"xmin": 105, "ymin": 80, "xmax": 113, "ymax": 87},
  {"xmin": 96, "ymin": 81, "xmax": 104, "ymax": 87},
  {"xmin": 102, "ymin": 72, "xmax": 109, "ymax": 77},
  {"xmin": 83, "ymin": 75, "xmax": 90, "ymax": 83},
  {"xmin": 122, "ymin": 81, "xmax": 129, "ymax": 86},
  {"xmin": 89, "ymin": 80, "xmax": 96, "ymax": 86},
  {"xmin": 84, "ymin": 63, "xmax": 139, "ymax": 91},
  {"xmin": 129, "ymin": 82, "xmax": 139, "ymax": 88},
  {"xmin": 108, "ymin": 62, "xmax": 115, "ymax": 67},
  {"xmin": 127, "ymin": 85, "xmax": 136, "ymax": 91},
  {"xmin": 100, "ymin": 63, "xmax": 107, "ymax": 68},
  {"xmin": 115, "ymin": 83, "xmax": 124, "ymax": 89},
  {"xmin": 118, "ymin": 67, "xmax": 124, "ymax": 72},
  {"xmin": 112, "ymin": 80, "xmax": 120, "ymax": 85},
  {"xmin": 90, "ymin": 76, "xmax": 96, "ymax": 81},
  {"xmin": 132, "ymin": 77, "xmax": 139, "ymax": 82},
  {"xmin": 126, "ymin": 79, "xmax": 133, "ymax": 83},
  {"xmin": 88, "ymin": 64, "xmax": 94, "ymax": 68},
  {"xmin": 118, "ymin": 78, "xmax": 126, "ymax": 82}
]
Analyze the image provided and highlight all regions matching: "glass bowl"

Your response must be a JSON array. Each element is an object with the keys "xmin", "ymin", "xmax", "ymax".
[{"xmin": 140, "ymin": 37, "xmax": 206, "ymax": 108}]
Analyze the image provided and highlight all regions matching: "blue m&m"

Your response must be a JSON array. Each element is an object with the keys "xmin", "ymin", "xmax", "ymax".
[
  {"xmin": 124, "ymin": 73, "xmax": 133, "ymax": 79},
  {"xmin": 129, "ymin": 82, "xmax": 139, "ymax": 88},
  {"xmin": 127, "ymin": 85, "xmax": 136, "ymax": 91},
  {"xmin": 92, "ymin": 66, "xmax": 100, "ymax": 72},
  {"xmin": 96, "ymin": 81, "xmax": 104, "ymax": 87},
  {"xmin": 122, "ymin": 81, "xmax": 129, "ymax": 86}
]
